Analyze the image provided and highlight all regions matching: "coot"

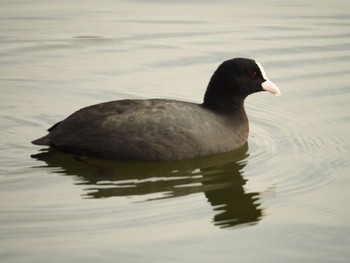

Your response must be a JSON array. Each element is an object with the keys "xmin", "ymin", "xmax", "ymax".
[{"xmin": 32, "ymin": 58, "xmax": 281, "ymax": 161}]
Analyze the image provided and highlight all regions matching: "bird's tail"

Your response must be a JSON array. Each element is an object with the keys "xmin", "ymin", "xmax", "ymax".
[{"xmin": 31, "ymin": 135, "xmax": 50, "ymax": 146}]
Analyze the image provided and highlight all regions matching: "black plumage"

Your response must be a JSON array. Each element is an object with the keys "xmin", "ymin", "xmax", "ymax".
[{"xmin": 32, "ymin": 58, "xmax": 280, "ymax": 161}]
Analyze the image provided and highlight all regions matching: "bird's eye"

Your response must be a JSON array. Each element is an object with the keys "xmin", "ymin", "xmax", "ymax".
[{"xmin": 251, "ymin": 72, "xmax": 257, "ymax": 78}]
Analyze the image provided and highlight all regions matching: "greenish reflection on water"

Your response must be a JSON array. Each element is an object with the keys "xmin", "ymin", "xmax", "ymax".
[{"xmin": 32, "ymin": 143, "xmax": 262, "ymax": 229}]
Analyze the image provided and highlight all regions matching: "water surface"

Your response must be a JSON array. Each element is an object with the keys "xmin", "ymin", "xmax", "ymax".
[{"xmin": 1, "ymin": 0, "xmax": 350, "ymax": 262}]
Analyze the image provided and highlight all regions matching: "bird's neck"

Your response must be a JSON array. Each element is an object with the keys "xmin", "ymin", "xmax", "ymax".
[
  {"xmin": 202, "ymin": 96, "xmax": 246, "ymax": 115},
  {"xmin": 202, "ymin": 76, "xmax": 247, "ymax": 114}
]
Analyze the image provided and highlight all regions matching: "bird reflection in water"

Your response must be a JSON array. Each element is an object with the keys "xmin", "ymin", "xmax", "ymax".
[{"xmin": 32, "ymin": 143, "xmax": 263, "ymax": 229}]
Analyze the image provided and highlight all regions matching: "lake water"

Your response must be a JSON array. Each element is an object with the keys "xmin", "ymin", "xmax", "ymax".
[{"xmin": 1, "ymin": 0, "xmax": 350, "ymax": 262}]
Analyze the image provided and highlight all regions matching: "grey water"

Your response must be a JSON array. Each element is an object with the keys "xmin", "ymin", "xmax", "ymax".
[{"xmin": 1, "ymin": 0, "xmax": 350, "ymax": 262}]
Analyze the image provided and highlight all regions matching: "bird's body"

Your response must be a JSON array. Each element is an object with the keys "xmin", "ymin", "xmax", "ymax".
[
  {"xmin": 32, "ymin": 58, "xmax": 280, "ymax": 161},
  {"xmin": 33, "ymin": 99, "xmax": 248, "ymax": 160}
]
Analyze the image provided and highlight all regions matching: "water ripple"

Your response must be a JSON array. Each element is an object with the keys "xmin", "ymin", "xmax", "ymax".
[{"xmin": 247, "ymin": 61, "xmax": 350, "ymax": 199}]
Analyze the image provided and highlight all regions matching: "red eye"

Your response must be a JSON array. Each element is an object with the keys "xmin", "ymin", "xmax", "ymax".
[{"xmin": 251, "ymin": 72, "xmax": 257, "ymax": 78}]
